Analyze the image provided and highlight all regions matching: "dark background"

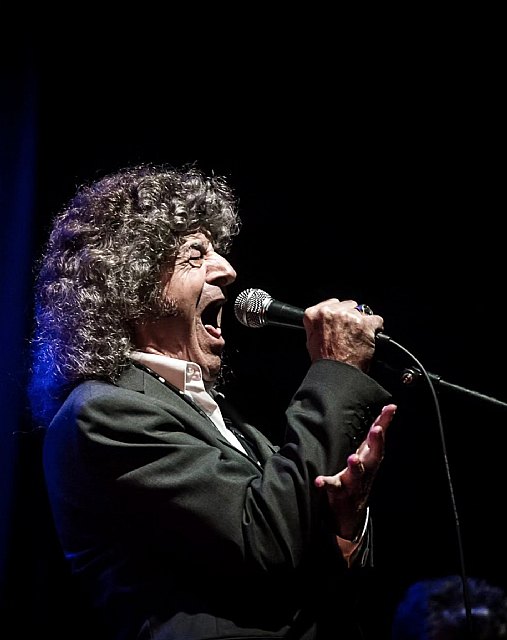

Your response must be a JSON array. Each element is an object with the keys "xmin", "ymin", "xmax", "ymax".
[{"xmin": 2, "ymin": 24, "xmax": 506, "ymax": 639}]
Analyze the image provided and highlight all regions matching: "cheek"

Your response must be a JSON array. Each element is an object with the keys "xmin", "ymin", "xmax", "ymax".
[
  {"xmin": 162, "ymin": 274, "xmax": 195, "ymax": 303},
  {"xmin": 160, "ymin": 269, "xmax": 206, "ymax": 320}
]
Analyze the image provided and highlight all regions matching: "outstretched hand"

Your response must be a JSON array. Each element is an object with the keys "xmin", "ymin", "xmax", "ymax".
[{"xmin": 314, "ymin": 404, "xmax": 397, "ymax": 540}]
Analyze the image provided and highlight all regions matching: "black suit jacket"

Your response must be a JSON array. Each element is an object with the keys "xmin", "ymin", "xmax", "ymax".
[{"xmin": 43, "ymin": 359, "xmax": 392, "ymax": 639}]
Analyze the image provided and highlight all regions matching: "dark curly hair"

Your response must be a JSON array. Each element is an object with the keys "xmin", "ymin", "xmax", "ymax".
[
  {"xmin": 28, "ymin": 164, "xmax": 241, "ymax": 427},
  {"xmin": 391, "ymin": 574, "xmax": 507, "ymax": 639}
]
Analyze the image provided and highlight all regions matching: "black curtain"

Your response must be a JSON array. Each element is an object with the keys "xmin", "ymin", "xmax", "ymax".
[
  {"xmin": 0, "ymin": 50, "xmax": 39, "ymax": 609},
  {"xmin": 2, "ymin": 32, "xmax": 506, "ymax": 640}
]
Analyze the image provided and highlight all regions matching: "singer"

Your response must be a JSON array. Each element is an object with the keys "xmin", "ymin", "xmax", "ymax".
[{"xmin": 28, "ymin": 164, "xmax": 397, "ymax": 640}]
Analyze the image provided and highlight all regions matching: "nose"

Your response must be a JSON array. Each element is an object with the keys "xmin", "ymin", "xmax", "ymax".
[{"xmin": 207, "ymin": 253, "xmax": 237, "ymax": 287}]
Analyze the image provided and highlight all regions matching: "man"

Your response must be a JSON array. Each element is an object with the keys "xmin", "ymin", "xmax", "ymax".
[{"xmin": 29, "ymin": 164, "xmax": 396, "ymax": 639}]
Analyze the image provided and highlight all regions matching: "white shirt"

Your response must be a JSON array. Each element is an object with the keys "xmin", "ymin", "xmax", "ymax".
[
  {"xmin": 130, "ymin": 351, "xmax": 248, "ymax": 455},
  {"xmin": 130, "ymin": 350, "xmax": 368, "ymax": 566}
]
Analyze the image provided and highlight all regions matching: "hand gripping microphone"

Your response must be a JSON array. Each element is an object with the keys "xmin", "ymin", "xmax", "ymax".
[{"xmin": 234, "ymin": 288, "xmax": 390, "ymax": 343}]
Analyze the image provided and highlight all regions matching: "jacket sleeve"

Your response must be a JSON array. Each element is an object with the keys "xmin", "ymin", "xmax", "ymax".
[{"xmin": 44, "ymin": 360, "xmax": 392, "ymax": 581}]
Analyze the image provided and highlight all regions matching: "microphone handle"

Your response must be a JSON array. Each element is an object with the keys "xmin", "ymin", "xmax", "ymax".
[
  {"xmin": 265, "ymin": 298, "xmax": 391, "ymax": 343},
  {"xmin": 264, "ymin": 299, "xmax": 305, "ymax": 329}
]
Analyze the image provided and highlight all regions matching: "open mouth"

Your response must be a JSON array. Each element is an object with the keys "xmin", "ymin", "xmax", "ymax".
[{"xmin": 200, "ymin": 300, "xmax": 224, "ymax": 339}]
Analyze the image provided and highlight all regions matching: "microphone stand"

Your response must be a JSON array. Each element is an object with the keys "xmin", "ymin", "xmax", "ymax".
[
  {"xmin": 383, "ymin": 364, "xmax": 507, "ymax": 411},
  {"xmin": 375, "ymin": 347, "xmax": 506, "ymax": 637}
]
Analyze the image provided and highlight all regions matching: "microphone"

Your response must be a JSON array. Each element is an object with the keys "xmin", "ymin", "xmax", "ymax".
[
  {"xmin": 234, "ymin": 288, "xmax": 304, "ymax": 329},
  {"xmin": 234, "ymin": 288, "xmax": 390, "ymax": 342}
]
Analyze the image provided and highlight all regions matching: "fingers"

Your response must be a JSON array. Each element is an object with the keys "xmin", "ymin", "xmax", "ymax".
[
  {"xmin": 314, "ymin": 474, "xmax": 343, "ymax": 489},
  {"xmin": 304, "ymin": 300, "xmax": 386, "ymax": 369},
  {"xmin": 314, "ymin": 404, "xmax": 398, "ymax": 492},
  {"xmin": 373, "ymin": 404, "xmax": 397, "ymax": 429},
  {"xmin": 315, "ymin": 452, "xmax": 367, "ymax": 490},
  {"xmin": 355, "ymin": 404, "xmax": 396, "ymax": 454},
  {"xmin": 306, "ymin": 298, "xmax": 383, "ymax": 331},
  {"xmin": 347, "ymin": 452, "xmax": 365, "ymax": 478}
]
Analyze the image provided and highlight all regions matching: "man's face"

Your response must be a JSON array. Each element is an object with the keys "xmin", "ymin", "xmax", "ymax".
[{"xmin": 134, "ymin": 232, "xmax": 237, "ymax": 385}]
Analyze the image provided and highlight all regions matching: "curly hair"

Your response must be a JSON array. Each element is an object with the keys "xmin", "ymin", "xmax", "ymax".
[
  {"xmin": 28, "ymin": 164, "xmax": 241, "ymax": 427},
  {"xmin": 392, "ymin": 574, "xmax": 507, "ymax": 639}
]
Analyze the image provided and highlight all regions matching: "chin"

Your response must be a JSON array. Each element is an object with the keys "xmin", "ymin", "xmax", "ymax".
[
  {"xmin": 204, "ymin": 355, "xmax": 222, "ymax": 383},
  {"xmin": 206, "ymin": 363, "xmax": 222, "ymax": 382}
]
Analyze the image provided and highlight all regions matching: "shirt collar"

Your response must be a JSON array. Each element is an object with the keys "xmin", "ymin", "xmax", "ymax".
[
  {"xmin": 129, "ymin": 351, "xmax": 249, "ymax": 456},
  {"xmin": 130, "ymin": 351, "xmax": 206, "ymax": 394}
]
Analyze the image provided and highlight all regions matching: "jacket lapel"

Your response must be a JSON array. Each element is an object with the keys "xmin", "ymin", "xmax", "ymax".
[
  {"xmin": 116, "ymin": 365, "xmax": 270, "ymax": 466},
  {"xmin": 213, "ymin": 392, "xmax": 279, "ymax": 465}
]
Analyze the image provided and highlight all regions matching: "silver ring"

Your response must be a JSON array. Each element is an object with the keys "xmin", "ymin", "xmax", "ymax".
[{"xmin": 356, "ymin": 304, "xmax": 373, "ymax": 316}]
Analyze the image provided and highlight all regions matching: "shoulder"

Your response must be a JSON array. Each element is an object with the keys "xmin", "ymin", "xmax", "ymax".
[{"xmin": 50, "ymin": 369, "xmax": 186, "ymax": 437}]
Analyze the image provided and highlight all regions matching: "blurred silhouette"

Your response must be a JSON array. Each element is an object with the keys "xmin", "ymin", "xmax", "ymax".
[{"xmin": 391, "ymin": 574, "xmax": 507, "ymax": 639}]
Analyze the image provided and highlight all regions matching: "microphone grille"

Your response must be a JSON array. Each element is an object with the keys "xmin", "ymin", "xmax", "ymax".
[{"xmin": 234, "ymin": 288, "xmax": 271, "ymax": 328}]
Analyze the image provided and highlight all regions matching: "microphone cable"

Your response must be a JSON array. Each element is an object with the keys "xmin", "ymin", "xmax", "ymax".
[
  {"xmin": 378, "ymin": 334, "xmax": 475, "ymax": 637},
  {"xmin": 234, "ymin": 288, "xmax": 475, "ymax": 635}
]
